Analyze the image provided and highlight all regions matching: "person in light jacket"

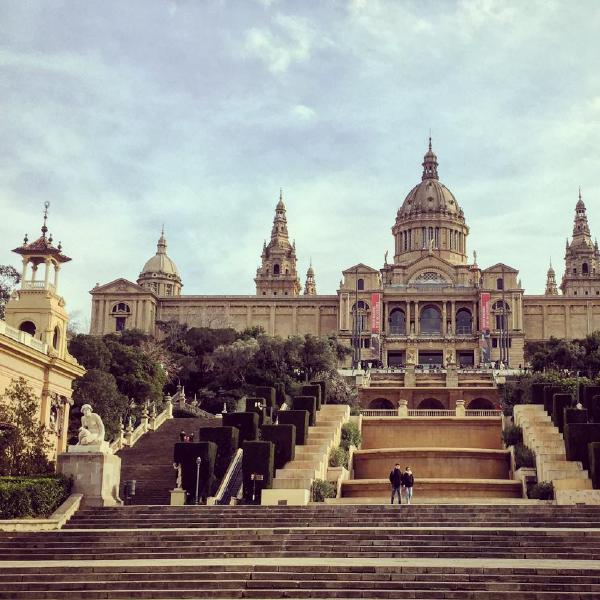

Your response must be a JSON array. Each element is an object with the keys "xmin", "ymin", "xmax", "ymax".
[{"xmin": 402, "ymin": 467, "xmax": 414, "ymax": 504}]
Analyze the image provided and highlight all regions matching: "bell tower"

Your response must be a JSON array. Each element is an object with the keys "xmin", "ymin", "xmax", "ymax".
[
  {"xmin": 5, "ymin": 202, "xmax": 72, "ymax": 359},
  {"xmin": 255, "ymin": 191, "xmax": 301, "ymax": 296},
  {"xmin": 304, "ymin": 262, "xmax": 317, "ymax": 296},
  {"xmin": 545, "ymin": 260, "xmax": 558, "ymax": 295},
  {"xmin": 561, "ymin": 190, "xmax": 600, "ymax": 297}
]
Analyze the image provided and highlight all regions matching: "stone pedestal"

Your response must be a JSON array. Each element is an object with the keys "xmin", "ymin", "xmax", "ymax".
[
  {"xmin": 397, "ymin": 399, "xmax": 408, "ymax": 417},
  {"xmin": 57, "ymin": 452, "xmax": 122, "ymax": 507},
  {"xmin": 455, "ymin": 399, "xmax": 466, "ymax": 417},
  {"xmin": 170, "ymin": 488, "xmax": 186, "ymax": 506}
]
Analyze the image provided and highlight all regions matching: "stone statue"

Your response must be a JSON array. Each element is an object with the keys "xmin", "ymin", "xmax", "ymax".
[
  {"xmin": 77, "ymin": 404, "xmax": 106, "ymax": 446},
  {"xmin": 406, "ymin": 349, "xmax": 416, "ymax": 365},
  {"xmin": 473, "ymin": 250, "xmax": 477, "ymax": 265},
  {"xmin": 173, "ymin": 462, "xmax": 183, "ymax": 489},
  {"xmin": 445, "ymin": 349, "xmax": 454, "ymax": 365},
  {"xmin": 428, "ymin": 238, "xmax": 434, "ymax": 254},
  {"xmin": 384, "ymin": 250, "xmax": 388, "ymax": 264}
]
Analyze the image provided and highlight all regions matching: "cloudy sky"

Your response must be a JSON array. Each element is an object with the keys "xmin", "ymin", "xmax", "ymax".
[{"xmin": 1, "ymin": 0, "xmax": 599, "ymax": 329}]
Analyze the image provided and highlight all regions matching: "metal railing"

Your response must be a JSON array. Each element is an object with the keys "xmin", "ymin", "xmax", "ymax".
[
  {"xmin": 465, "ymin": 409, "xmax": 502, "ymax": 417},
  {"xmin": 359, "ymin": 408, "xmax": 502, "ymax": 418},
  {"xmin": 360, "ymin": 409, "xmax": 398, "ymax": 417},
  {"xmin": 210, "ymin": 449, "xmax": 243, "ymax": 505},
  {"xmin": 408, "ymin": 409, "xmax": 455, "ymax": 417}
]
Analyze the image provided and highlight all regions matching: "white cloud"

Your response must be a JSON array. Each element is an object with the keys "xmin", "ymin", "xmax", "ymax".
[{"xmin": 291, "ymin": 104, "xmax": 315, "ymax": 120}]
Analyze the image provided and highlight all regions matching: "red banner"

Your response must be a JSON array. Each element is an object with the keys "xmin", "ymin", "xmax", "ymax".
[
  {"xmin": 371, "ymin": 293, "xmax": 381, "ymax": 333},
  {"xmin": 480, "ymin": 292, "xmax": 491, "ymax": 332}
]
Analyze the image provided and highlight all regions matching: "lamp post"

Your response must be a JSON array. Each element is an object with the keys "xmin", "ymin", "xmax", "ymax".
[
  {"xmin": 195, "ymin": 456, "xmax": 202, "ymax": 505},
  {"xmin": 250, "ymin": 472, "xmax": 264, "ymax": 503}
]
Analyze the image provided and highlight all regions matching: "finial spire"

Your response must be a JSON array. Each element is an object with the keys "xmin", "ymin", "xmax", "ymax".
[
  {"xmin": 41, "ymin": 201, "xmax": 50, "ymax": 238},
  {"xmin": 280, "ymin": 187, "xmax": 283, "ymax": 201},
  {"xmin": 428, "ymin": 129, "xmax": 432, "ymax": 152}
]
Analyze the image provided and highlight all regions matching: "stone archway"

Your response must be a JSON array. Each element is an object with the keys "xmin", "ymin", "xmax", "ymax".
[
  {"xmin": 417, "ymin": 398, "xmax": 445, "ymax": 410},
  {"xmin": 468, "ymin": 397, "xmax": 495, "ymax": 410},
  {"xmin": 369, "ymin": 398, "xmax": 395, "ymax": 410}
]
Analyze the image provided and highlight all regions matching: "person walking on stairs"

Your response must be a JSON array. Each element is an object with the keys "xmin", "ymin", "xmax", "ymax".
[
  {"xmin": 402, "ymin": 466, "xmax": 414, "ymax": 504},
  {"xmin": 389, "ymin": 463, "xmax": 402, "ymax": 504}
]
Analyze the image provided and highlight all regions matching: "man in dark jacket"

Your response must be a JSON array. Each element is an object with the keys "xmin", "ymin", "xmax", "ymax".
[
  {"xmin": 389, "ymin": 463, "xmax": 402, "ymax": 504},
  {"xmin": 402, "ymin": 466, "xmax": 414, "ymax": 504}
]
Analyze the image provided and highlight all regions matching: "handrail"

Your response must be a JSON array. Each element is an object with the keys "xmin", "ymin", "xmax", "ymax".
[
  {"xmin": 208, "ymin": 448, "xmax": 243, "ymax": 505},
  {"xmin": 360, "ymin": 408, "xmax": 502, "ymax": 418}
]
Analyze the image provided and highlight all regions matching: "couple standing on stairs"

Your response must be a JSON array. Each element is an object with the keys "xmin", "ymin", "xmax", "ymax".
[{"xmin": 389, "ymin": 463, "xmax": 414, "ymax": 504}]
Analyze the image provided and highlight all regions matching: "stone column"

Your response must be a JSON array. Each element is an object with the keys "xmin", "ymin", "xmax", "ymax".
[
  {"xmin": 414, "ymin": 301, "xmax": 420, "ymax": 335},
  {"xmin": 44, "ymin": 259, "xmax": 51, "ymax": 288},
  {"xmin": 21, "ymin": 257, "xmax": 28, "ymax": 282},
  {"xmin": 442, "ymin": 301, "xmax": 447, "ymax": 336},
  {"xmin": 451, "ymin": 300, "xmax": 456, "ymax": 335},
  {"xmin": 406, "ymin": 300, "xmax": 411, "ymax": 335}
]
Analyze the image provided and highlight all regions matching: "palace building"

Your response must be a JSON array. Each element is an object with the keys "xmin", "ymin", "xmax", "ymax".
[{"xmin": 89, "ymin": 142, "xmax": 600, "ymax": 369}]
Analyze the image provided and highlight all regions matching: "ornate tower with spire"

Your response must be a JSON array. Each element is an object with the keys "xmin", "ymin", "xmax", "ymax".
[
  {"xmin": 137, "ymin": 227, "xmax": 183, "ymax": 296},
  {"xmin": 6, "ymin": 202, "xmax": 73, "ymax": 360},
  {"xmin": 304, "ymin": 262, "xmax": 317, "ymax": 296},
  {"xmin": 255, "ymin": 191, "xmax": 301, "ymax": 296},
  {"xmin": 561, "ymin": 190, "xmax": 600, "ymax": 297},
  {"xmin": 545, "ymin": 260, "xmax": 558, "ymax": 295}
]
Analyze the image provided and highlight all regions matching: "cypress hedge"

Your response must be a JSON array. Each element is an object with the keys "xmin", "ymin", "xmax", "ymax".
[
  {"xmin": 222, "ymin": 412, "xmax": 259, "ymax": 446},
  {"xmin": 197, "ymin": 426, "xmax": 239, "ymax": 478},
  {"xmin": 530, "ymin": 383, "xmax": 545, "ymax": 405},
  {"xmin": 551, "ymin": 393, "xmax": 572, "ymax": 433},
  {"xmin": 274, "ymin": 382, "xmax": 287, "ymax": 407},
  {"xmin": 245, "ymin": 397, "xmax": 271, "ymax": 425},
  {"xmin": 278, "ymin": 410, "xmax": 309, "ymax": 445},
  {"xmin": 253, "ymin": 386, "xmax": 277, "ymax": 410},
  {"xmin": 0, "ymin": 475, "xmax": 72, "ymax": 519},
  {"xmin": 565, "ymin": 407, "xmax": 589, "ymax": 425},
  {"xmin": 260, "ymin": 424, "xmax": 296, "ymax": 469},
  {"xmin": 543, "ymin": 385, "xmax": 563, "ymax": 415},
  {"xmin": 302, "ymin": 384, "xmax": 321, "ymax": 410},
  {"xmin": 589, "ymin": 442, "xmax": 600, "ymax": 490},
  {"xmin": 173, "ymin": 441, "xmax": 217, "ymax": 501},
  {"xmin": 564, "ymin": 423, "xmax": 600, "ymax": 470},
  {"xmin": 312, "ymin": 380, "xmax": 327, "ymax": 405},
  {"xmin": 591, "ymin": 395, "xmax": 600, "ymax": 425},
  {"xmin": 583, "ymin": 386, "xmax": 600, "ymax": 413},
  {"xmin": 292, "ymin": 395, "xmax": 317, "ymax": 426},
  {"xmin": 242, "ymin": 440, "xmax": 274, "ymax": 503}
]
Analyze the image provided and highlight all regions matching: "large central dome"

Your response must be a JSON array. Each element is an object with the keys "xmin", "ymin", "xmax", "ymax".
[{"xmin": 392, "ymin": 140, "xmax": 469, "ymax": 266}]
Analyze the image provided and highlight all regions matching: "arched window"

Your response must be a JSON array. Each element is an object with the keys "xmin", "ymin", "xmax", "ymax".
[
  {"xmin": 273, "ymin": 264, "xmax": 280, "ymax": 275},
  {"xmin": 468, "ymin": 398, "xmax": 495, "ymax": 410},
  {"xmin": 112, "ymin": 302, "xmax": 130, "ymax": 314},
  {"xmin": 420, "ymin": 305, "xmax": 442, "ymax": 335},
  {"xmin": 19, "ymin": 321, "xmax": 36, "ymax": 337},
  {"xmin": 52, "ymin": 326, "xmax": 60, "ymax": 350},
  {"xmin": 455, "ymin": 308, "xmax": 472, "ymax": 335},
  {"xmin": 389, "ymin": 308, "xmax": 406, "ymax": 335},
  {"xmin": 417, "ymin": 398, "xmax": 445, "ymax": 410},
  {"xmin": 583, "ymin": 263, "xmax": 589, "ymax": 275},
  {"xmin": 357, "ymin": 278, "xmax": 364, "ymax": 291},
  {"xmin": 496, "ymin": 277, "xmax": 504, "ymax": 290},
  {"xmin": 369, "ymin": 398, "xmax": 395, "ymax": 409}
]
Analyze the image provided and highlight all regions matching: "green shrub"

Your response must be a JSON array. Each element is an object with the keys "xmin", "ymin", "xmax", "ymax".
[
  {"xmin": 341, "ymin": 421, "xmax": 361, "ymax": 450},
  {"xmin": 252, "ymin": 386, "xmax": 277, "ymax": 409},
  {"xmin": 311, "ymin": 479, "xmax": 336, "ymax": 502},
  {"xmin": 222, "ymin": 412, "xmax": 259, "ymax": 447},
  {"xmin": 502, "ymin": 424, "xmax": 523, "ymax": 447},
  {"xmin": 311, "ymin": 380, "xmax": 327, "ymax": 405},
  {"xmin": 302, "ymin": 385, "xmax": 321, "ymax": 410},
  {"xmin": 292, "ymin": 396, "xmax": 317, "ymax": 426},
  {"xmin": 328, "ymin": 447, "xmax": 349, "ymax": 468},
  {"xmin": 528, "ymin": 481, "xmax": 554, "ymax": 500},
  {"xmin": 514, "ymin": 443, "xmax": 535, "ymax": 470},
  {"xmin": 0, "ymin": 475, "xmax": 72, "ymax": 519}
]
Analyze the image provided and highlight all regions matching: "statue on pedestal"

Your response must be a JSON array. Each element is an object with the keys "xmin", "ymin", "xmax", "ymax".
[{"xmin": 78, "ymin": 404, "xmax": 106, "ymax": 445}]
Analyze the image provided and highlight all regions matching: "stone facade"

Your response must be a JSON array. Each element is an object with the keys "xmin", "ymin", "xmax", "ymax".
[
  {"xmin": 89, "ymin": 142, "xmax": 600, "ymax": 367},
  {"xmin": 0, "ymin": 206, "xmax": 85, "ymax": 457}
]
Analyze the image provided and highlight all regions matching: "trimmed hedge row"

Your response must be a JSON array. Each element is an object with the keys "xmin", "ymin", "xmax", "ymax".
[
  {"xmin": 197, "ymin": 426, "xmax": 239, "ymax": 478},
  {"xmin": 551, "ymin": 394, "xmax": 572, "ymax": 433},
  {"xmin": 260, "ymin": 424, "xmax": 295, "ymax": 470},
  {"xmin": 302, "ymin": 385, "xmax": 321, "ymax": 410},
  {"xmin": 292, "ymin": 396, "xmax": 317, "ymax": 426},
  {"xmin": 543, "ymin": 385, "xmax": 563, "ymax": 414},
  {"xmin": 312, "ymin": 380, "xmax": 327, "ymax": 405},
  {"xmin": 173, "ymin": 441, "xmax": 217, "ymax": 500},
  {"xmin": 222, "ymin": 412, "xmax": 259, "ymax": 447},
  {"xmin": 278, "ymin": 410, "xmax": 309, "ymax": 445},
  {"xmin": 242, "ymin": 440, "xmax": 274, "ymax": 503},
  {"xmin": 253, "ymin": 387, "xmax": 277, "ymax": 410},
  {"xmin": 0, "ymin": 475, "xmax": 72, "ymax": 519}
]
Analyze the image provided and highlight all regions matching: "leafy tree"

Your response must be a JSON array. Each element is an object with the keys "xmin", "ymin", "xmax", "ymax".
[
  {"xmin": 298, "ymin": 334, "xmax": 337, "ymax": 381},
  {"xmin": 68, "ymin": 334, "xmax": 112, "ymax": 370},
  {"xmin": 71, "ymin": 369, "xmax": 128, "ymax": 440},
  {"xmin": 0, "ymin": 378, "xmax": 52, "ymax": 475},
  {"xmin": 212, "ymin": 338, "xmax": 259, "ymax": 388},
  {"xmin": 0, "ymin": 265, "xmax": 20, "ymax": 320}
]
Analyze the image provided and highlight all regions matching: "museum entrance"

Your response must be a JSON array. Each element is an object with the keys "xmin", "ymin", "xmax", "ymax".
[
  {"xmin": 418, "ymin": 351, "xmax": 443, "ymax": 366},
  {"xmin": 387, "ymin": 351, "xmax": 405, "ymax": 367}
]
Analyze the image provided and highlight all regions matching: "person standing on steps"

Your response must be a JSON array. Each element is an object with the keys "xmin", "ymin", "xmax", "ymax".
[
  {"xmin": 402, "ymin": 466, "xmax": 414, "ymax": 504},
  {"xmin": 389, "ymin": 463, "xmax": 403, "ymax": 504}
]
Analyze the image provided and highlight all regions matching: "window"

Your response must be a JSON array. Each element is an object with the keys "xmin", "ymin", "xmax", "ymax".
[
  {"xmin": 420, "ymin": 306, "xmax": 442, "ymax": 335},
  {"xmin": 496, "ymin": 277, "xmax": 504, "ymax": 290},
  {"xmin": 583, "ymin": 263, "xmax": 589, "ymax": 275},
  {"xmin": 112, "ymin": 302, "xmax": 130, "ymax": 313},
  {"xmin": 573, "ymin": 268, "xmax": 577, "ymax": 274},
  {"xmin": 52, "ymin": 326, "xmax": 60, "ymax": 350},
  {"xmin": 166, "ymin": 284, "xmax": 173, "ymax": 296},
  {"xmin": 116, "ymin": 317, "xmax": 126, "ymax": 332},
  {"xmin": 19, "ymin": 321, "xmax": 36, "ymax": 336},
  {"xmin": 455, "ymin": 308, "xmax": 472, "ymax": 335},
  {"xmin": 273, "ymin": 264, "xmax": 280, "ymax": 275},
  {"xmin": 389, "ymin": 308, "xmax": 406, "ymax": 335}
]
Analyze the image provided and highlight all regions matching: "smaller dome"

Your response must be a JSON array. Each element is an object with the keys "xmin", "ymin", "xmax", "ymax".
[{"xmin": 140, "ymin": 231, "xmax": 180, "ymax": 278}]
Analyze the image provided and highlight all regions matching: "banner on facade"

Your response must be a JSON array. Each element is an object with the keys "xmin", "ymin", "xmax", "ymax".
[
  {"xmin": 480, "ymin": 292, "xmax": 491, "ymax": 332},
  {"xmin": 371, "ymin": 293, "xmax": 382, "ymax": 333}
]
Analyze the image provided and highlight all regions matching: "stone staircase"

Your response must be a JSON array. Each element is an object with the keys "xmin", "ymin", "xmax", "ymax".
[
  {"xmin": 2, "ymin": 505, "xmax": 600, "ymax": 597},
  {"xmin": 271, "ymin": 405, "xmax": 349, "ymax": 492},
  {"xmin": 514, "ymin": 404, "xmax": 600, "ymax": 504},
  {"xmin": 117, "ymin": 416, "xmax": 219, "ymax": 505}
]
